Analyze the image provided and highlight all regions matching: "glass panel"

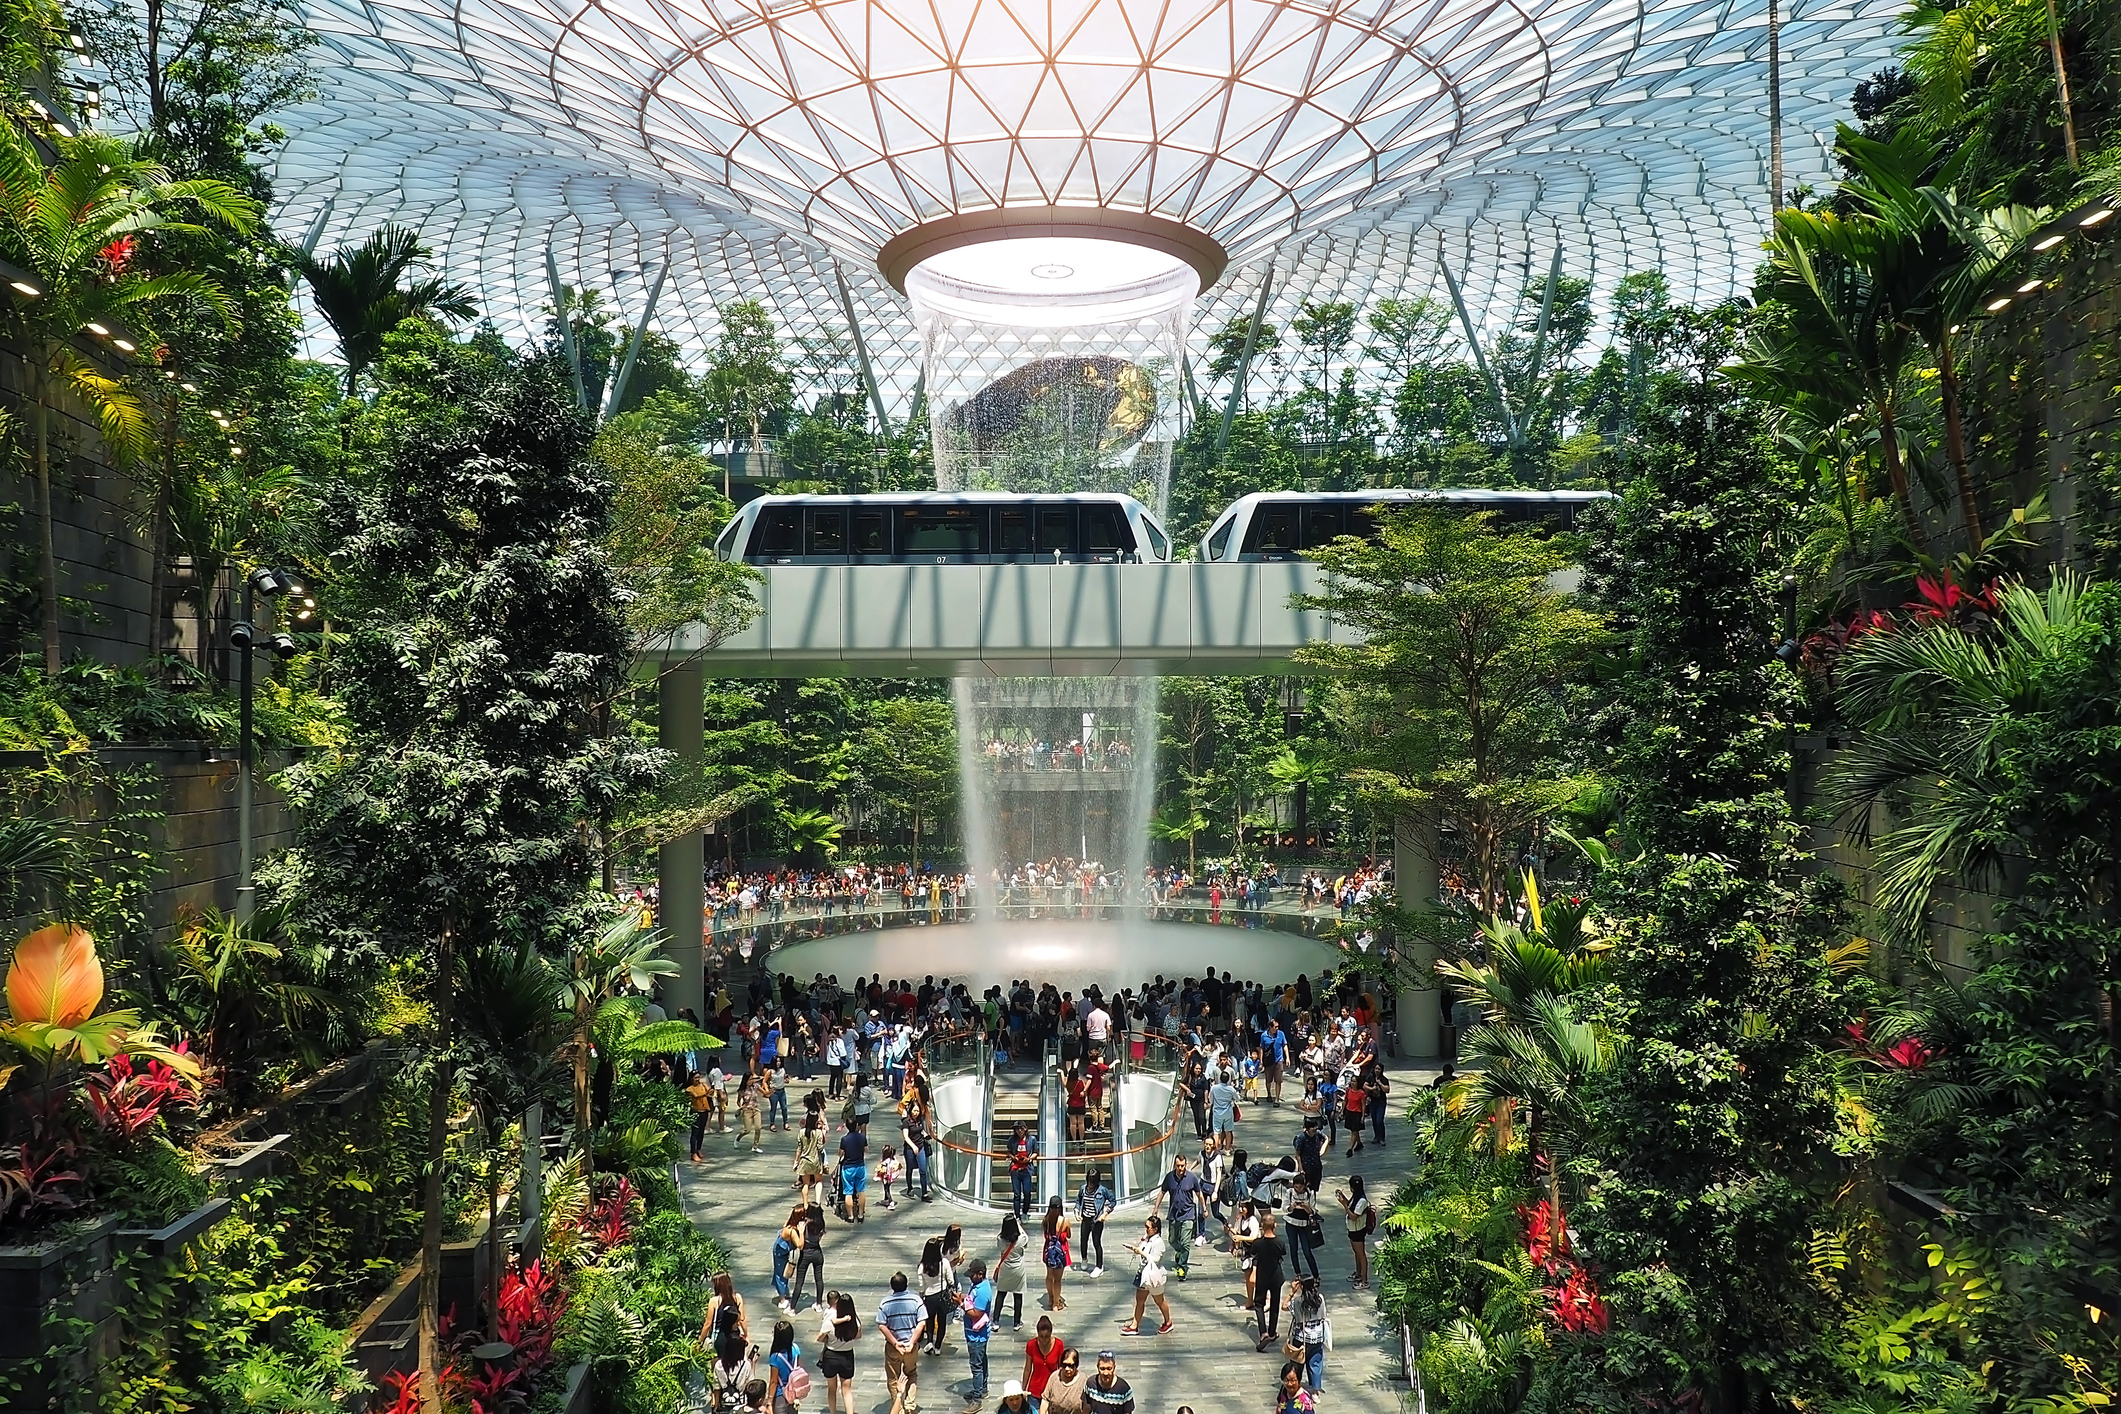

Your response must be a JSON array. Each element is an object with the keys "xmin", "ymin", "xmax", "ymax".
[
  {"xmin": 755, "ymin": 506, "xmax": 801, "ymax": 555},
  {"xmin": 899, "ymin": 506, "xmax": 988, "ymax": 555},
  {"xmin": 805, "ymin": 507, "xmax": 847, "ymax": 555},
  {"xmin": 1082, "ymin": 504, "xmax": 1129, "ymax": 553},
  {"xmin": 1205, "ymin": 516, "xmax": 1234, "ymax": 561},
  {"xmin": 1036, "ymin": 506, "xmax": 1075, "ymax": 554},
  {"xmin": 1143, "ymin": 516, "xmax": 1169, "ymax": 559},
  {"xmin": 1301, "ymin": 506, "xmax": 1344, "ymax": 548},
  {"xmin": 851, "ymin": 510, "xmax": 889, "ymax": 553},
  {"xmin": 1245, "ymin": 505, "xmax": 1298, "ymax": 554},
  {"xmin": 996, "ymin": 508, "xmax": 1034, "ymax": 553},
  {"xmin": 1349, "ymin": 502, "xmax": 1384, "ymax": 542}
]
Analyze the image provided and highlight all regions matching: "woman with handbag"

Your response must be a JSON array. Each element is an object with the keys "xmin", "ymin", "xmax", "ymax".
[
  {"xmin": 1118, "ymin": 1214, "xmax": 1174, "ymax": 1336},
  {"xmin": 1287, "ymin": 1275, "xmax": 1328, "ymax": 1393},
  {"xmin": 1040, "ymin": 1196, "xmax": 1073, "ymax": 1312},
  {"xmin": 992, "ymin": 1213, "xmax": 1028, "ymax": 1329}
]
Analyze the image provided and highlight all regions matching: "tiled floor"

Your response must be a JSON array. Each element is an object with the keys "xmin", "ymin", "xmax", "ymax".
[{"xmin": 678, "ymin": 1055, "xmax": 1437, "ymax": 1413}]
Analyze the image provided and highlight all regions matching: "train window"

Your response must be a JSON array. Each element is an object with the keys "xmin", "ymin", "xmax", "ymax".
[
  {"xmin": 1205, "ymin": 516, "xmax": 1234, "ymax": 561},
  {"xmin": 1142, "ymin": 516, "xmax": 1169, "ymax": 560},
  {"xmin": 1348, "ymin": 502, "xmax": 1383, "ymax": 542},
  {"xmin": 1302, "ymin": 506, "xmax": 1344, "ymax": 548},
  {"xmin": 851, "ymin": 509, "xmax": 889, "ymax": 554},
  {"xmin": 755, "ymin": 506, "xmax": 801, "ymax": 556},
  {"xmin": 1082, "ymin": 504, "xmax": 1130, "ymax": 556},
  {"xmin": 1036, "ymin": 506, "xmax": 1074, "ymax": 555},
  {"xmin": 1245, "ymin": 505, "xmax": 1298, "ymax": 554},
  {"xmin": 996, "ymin": 508, "xmax": 1034, "ymax": 554},
  {"xmin": 900, "ymin": 506, "xmax": 988, "ymax": 555},
  {"xmin": 714, "ymin": 517, "xmax": 741, "ymax": 560},
  {"xmin": 805, "ymin": 508, "xmax": 847, "ymax": 556}
]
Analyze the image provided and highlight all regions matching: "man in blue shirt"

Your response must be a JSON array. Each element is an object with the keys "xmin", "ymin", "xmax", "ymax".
[
  {"xmin": 961, "ymin": 1258, "xmax": 994, "ymax": 1400},
  {"xmin": 839, "ymin": 1122, "xmax": 870, "ymax": 1223},
  {"xmin": 1262, "ymin": 1020, "xmax": 1289, "ymax": 1105},
  {"xmin": 1150, "ymin": 1154, "xmax": 1206, "ymax": 1278},
  {"xmin": 761, "ymin": 1019, "xmax": 781, "ymax": 1067},
  {"xmin": 877, "ymin": 1273, "xmax": 925, "ymax": 1414}
]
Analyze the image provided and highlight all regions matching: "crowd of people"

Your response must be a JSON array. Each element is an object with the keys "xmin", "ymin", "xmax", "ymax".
[
  {"xmin": 674, "ymin": 960, "xmax": 1388, "ymax": 1412},
  {"xmin": 983, "ymin": 736, "xmax": 1136, "ymax": 771}
]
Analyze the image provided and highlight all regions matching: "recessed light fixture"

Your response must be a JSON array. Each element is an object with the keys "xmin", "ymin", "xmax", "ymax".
[
  {"xmin": 9, "ymin": 280, "xmax": 38, "ymax": 296},
  {"xmin": 2081, "ymin": 207, "xmax": 2115, "ymax": 227},
  {"xmin": 112, "ymin": 338, "xmax": 135, "ymax": 351},
  {"xmin": 2017, "ymin": 279, "xmax": 2043, "ymax": 292},
  {"xmin": 1029, "ymin": 263, "xmax": 1075, "ymax": 280},
  {"xmin": 2032, "ymin": 234, "xmax": 2066, "ymax": 250},
  {"xmin": 85, "ymin": 322, "xmax": 108, "ymax": 335},
  {"xmin": 1985, "ymin": 297, "xmax": 2012, "ymax": 311}
]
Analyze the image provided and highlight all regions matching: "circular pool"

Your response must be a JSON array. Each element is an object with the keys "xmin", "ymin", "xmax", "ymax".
[{"xmin": 766, "ymin": 917, "xmax": 1346, "ymax": 994}]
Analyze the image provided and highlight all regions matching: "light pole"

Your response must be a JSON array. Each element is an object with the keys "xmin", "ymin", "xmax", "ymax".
[{"xmin": 229, "ymin": 565, "xmax": 300, "ymax": 921}]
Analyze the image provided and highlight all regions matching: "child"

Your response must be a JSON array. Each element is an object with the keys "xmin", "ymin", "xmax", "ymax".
[
  {"xmin": 1243, "ymin": 1048, "xmax": 1263, "ymax": 1101},
  {"xmin": 877, "ymin": 1144, "xmax": 905, "ymax": 1211}
]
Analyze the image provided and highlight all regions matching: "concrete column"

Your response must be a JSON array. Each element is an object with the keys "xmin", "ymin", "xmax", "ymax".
[
  {"xmin": 1394, "ymin": 810, "xmax": 1442, "ymax": 1059},
  {"xmin": 658, "ymin": 663, "xmax": 706, "ymax": 1026}
]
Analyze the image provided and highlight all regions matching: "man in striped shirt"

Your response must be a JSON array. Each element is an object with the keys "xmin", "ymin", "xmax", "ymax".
[
  {"xmin": 1083, "ymin": 1350, "xmax": 1135, "ymax": 1413},
  {"xmin": 877, "ymin": 1273, "xmax": 925, "ymax": 1414}
]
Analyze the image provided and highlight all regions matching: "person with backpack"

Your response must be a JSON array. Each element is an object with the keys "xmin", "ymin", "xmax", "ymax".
[
  {"xmin": 764, "ymin": 1320, "xmax": 810, "ymax": 1414},
  {"xmin": 1336, "ymin": 1174, "xmax": 1374, "ymax": 1288},
  {"xmin": 701, "ymin": 1273, "xmax": 750, "ymax": 1393},
  {"xmin": 1007, "ymin": 1121, "xmax": 1038, "ymax": 1219},
  {"xmin": 1286, "ymin": 1274, "xmax": 1328, "ymax": 1393},
  {"xmin": 686, "ymin": 1068, "xmax": 714, "ymax": 1162}
]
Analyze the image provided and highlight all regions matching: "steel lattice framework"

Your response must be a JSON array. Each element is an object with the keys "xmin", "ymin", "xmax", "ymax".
[{"xmin": 268, "ymin": 0, "xmax": 1905, "ymax": 407}]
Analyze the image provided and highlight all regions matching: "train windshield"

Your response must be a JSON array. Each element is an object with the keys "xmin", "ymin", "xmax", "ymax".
[
  {"xmin": 1205, "ymin": 515, "xmax": 1234, "ymax": 561},
  {"xmin": 1141, "ymin": 516, "xmax": 1169, "ymax": 560}
]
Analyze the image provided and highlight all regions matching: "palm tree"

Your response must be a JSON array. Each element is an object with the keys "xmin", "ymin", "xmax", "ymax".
[
  {"xmin": 1149, "ymin": 800, "xmax": 1211, "ymax": 874},
  {"xmin": 0, "ymin": 123, "xmax": 259, "ymax": 674},
  {"xmin": 1834, "ymin": 130, "xmax": 2047, "ymax": 548},
  {"xmin": 289, "ymin": 225, "xmax": 476, "ymax": 397},
  {"xmin": 1825, "ymin": 572, "xmax": 2092, "ymax": 947},
  {"xmin": 778, "ymin": 806, "xmax": 842, "ymax": 863},
  {"xmin": 555, "ymin": 910, "xmax": 677, "ymax": 1142}
]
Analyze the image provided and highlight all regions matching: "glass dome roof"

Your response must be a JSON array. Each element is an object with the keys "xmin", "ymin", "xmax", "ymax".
[{"xmin": 267, "ymin": 0, "xmax": 1906, "ymax": 397}]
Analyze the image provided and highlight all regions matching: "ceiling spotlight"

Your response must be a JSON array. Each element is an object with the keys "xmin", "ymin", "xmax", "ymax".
[
  {"xmin": 84, "ymin": 322, "xmax": 107, "ymax": 335},
  {"xmin": 112, "ymin": 337, "xmax": 135, "ymax": 352},
  {"xmin": 2016, "ymin": 279, "xmax": 2043, "ymax": 293},
  {"xmin": 268, "ymin": 632, "xmax": 299, "ymax": 660},
  {"xmin": 2080, "ymin": 207, "xmax": 2114, "ymax": 227},
  {"xmin": 1985, "ymin": 297, "xmax": 2012, "ymax": 312},
  {"xmin": 181, "ymin": 382, "xmax": 198, "ymax": 392},
  {"xmin": 249, "ymin": 566, "xmax": 293, "ymax": 598},
  {"xmin": 2032, "ymin": 233, "xmax": 2066, "ymax": 250},
  {"xmin": 9, "ymin": 280, "xmax": 38, "ymax": 296}
]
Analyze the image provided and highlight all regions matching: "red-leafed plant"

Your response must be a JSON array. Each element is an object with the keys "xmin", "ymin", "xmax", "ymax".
[
  {"xmin": 583, "ymin": 1175, "xmax": 637, "ymax": 1251},
  {"xmin": 1907, "ymin": 574, "xmax": 1998, "ymax": 628},
  {"xmin": 98, "ymin": 234, "xmax": 136, "ymax": 276},
  {"xmin": 1880, "ymin": 1037, "xmax": 1936, "ymax": 1070},
  {"xmin": 1519, "ymin": 1198, "xmax": 1609, "ymax": 1335},
  {"xmin": 83, "ymin": 1046, "xmax": 200, "ymax": 1140}
]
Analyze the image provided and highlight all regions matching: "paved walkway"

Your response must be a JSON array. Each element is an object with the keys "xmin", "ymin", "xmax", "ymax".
[{"xmin": 678, "ymin": 1054, "xmax": 1437, "ymax": 1414}]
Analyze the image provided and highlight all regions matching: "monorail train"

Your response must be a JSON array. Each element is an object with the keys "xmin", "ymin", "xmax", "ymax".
[
  {"xmin": 1200, "ymin": 489, "xmax": 1615, "ymax": 562},
  {"xmin": 714, "ymin": 492, "xmax": 1174, "ymax": 565}
]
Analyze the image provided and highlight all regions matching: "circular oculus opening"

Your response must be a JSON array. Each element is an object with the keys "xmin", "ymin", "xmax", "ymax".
[{"xmin": 906, "ymin": 236, "xmax": 1198, "ymax": 328}]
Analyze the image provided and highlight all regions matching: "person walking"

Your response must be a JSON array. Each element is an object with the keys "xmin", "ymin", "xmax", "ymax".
[
  {"xmin": 1270, "ymin": 1360, "xmax": 1318, "ymax": 1413},
  {"xmin": 901, "ymin": 1095, "xmax": 935, "ymax": 1202},
  {"xmin": 770, "ymin": 1206, "xmax": 803, "ymax": 1312},
  {"xmin": 1287, "ymin": 1275, "xmax": 1328, "ymax": 1393},
  {"xmin": 877, "ymin": 1273, "xmax": 926, "ymax": 1414},
  {"xmin": 764, "ymin": 1320, "xmax": 806, "ymax": 1414},
  {"xmin": 1336, "ymin": 1174, "xmax": 1374, "ymax": 1289},
  {"xmin": 1367, "ymin": 1066, "xmax": 1391, "ymax": 1146},
  {"xmin": 1008, "ymin": 1121, "xmax": 1038, "ymax": 1219},
  {"xmin": 816, "ymin": 1293, "xmax": 862, "ymax": 1414},
  {"xmin": 1117, "ymin": 1214, "xmax": 1172, "ymax": 1337},
  {"xmin": 795, "ymin": 1115, "xmax": 828, "ymax": 1208},
  {"xmin": 1075, "ymin": 1167, "xmax": 1113, "ymax": 1276},
  {"xmin": 1040, "ymin": 1195, "xmax": 1073, "ymax": 1312},
  {"xmin": 790, "ymin": 1211, "xmax": 826, "ymax": 1311},
  {"xmin": 1022, "ymin": 1316, "xmax": 1065, "ymax": 1405},
  {"xmin": 701, "ymin": 1273, "xmax": 750, "ymax": 1392},
  {"xmin": 918, "ymin": 1236, "xmax": 956, "ymax": 1355},
  {"xmin": 838, "ymin": 1118, "xmax": 870, "ymax": 1223},
  {"xmin": 959, "ymin": 1257, "xmax": 996, "ymax": 1403},
  {"xmin": 739, "ymin": 1069, "xmax": 766, "ymax": 1153},
  {"xmin": 1284, "ymin": 1177, "xmax": 1321, "ymax": 1280},
  {"xmin": 686, "ymin": 1067, "xmax": 714, "ymax": 1162},
  {"xmin": 1040, "ymin": 1349, "xmax": 1089, "ymax": 1414},
  {"xmin": 768, "ymin": 1058, "xmax": 791, "ymax": 1132},
  {"xmin": 993, "ymin": 1213, "xmax": 1028, "ymax": 1329},
  {"xmin": 1149, "ymin": 1154, "xmax": 1206, "ymax": 1279},
  {"xmin": 1250, "ymin": 1215, "xmax": 1288, "ymax": 1352},
  {"xmin": 1082, "ymin": 1350, "xmax": 1135, "ymax": 1413},
  {"xmin": 1209, "ymin": 1067, "xmax": 1241, "ymax": 1156}
]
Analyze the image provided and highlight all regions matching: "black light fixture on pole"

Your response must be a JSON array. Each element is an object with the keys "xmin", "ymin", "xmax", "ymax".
[{"xmin": 229, "ymin": 566, "xmax": 301, "ymax": 921}]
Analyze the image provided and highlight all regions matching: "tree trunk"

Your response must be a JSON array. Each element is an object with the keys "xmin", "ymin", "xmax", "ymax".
[
  {"xmin": 147, "ymin": 391, "xmax": 179, "ymax": 659},
  {"xmin": 598, "ymin": 698, "xmax": 616, "ymax": 893},
  {"xmin": 1936, "ymin": 337, "xmax": 1984, "ymax": 550},
  {"xmin": 1877, "ymin": 404, "xmax": 1927, "ymax": 551},
  {"xmin": 574, "ymin": 996, "xmax": 594, "ymax": 1145},
  {"xmin": 418, "ymin": 919, "xmax": 457, "ymax": 1414},
  {"xmin": 485, "ymin": 1144, "xmax": 502, "ymax": 1342},
  {"xmin": 33, "ymin": 377, "xmax": 61, "ymax": 676}
]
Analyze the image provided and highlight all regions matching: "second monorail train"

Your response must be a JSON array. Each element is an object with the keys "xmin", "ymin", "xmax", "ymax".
[
  {"xmin": 1200, "ymin": 489, "xmax": 1613, "ymax": 562},
  {"xmin": 714, "ymin": 493, "xmax": 1173, "ymax": 565}
]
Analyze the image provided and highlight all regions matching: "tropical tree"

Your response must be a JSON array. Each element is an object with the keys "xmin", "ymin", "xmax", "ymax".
[
  {"xmin": 289, "ymin": 224, "xmax": 475, "ymax": 396},
  {"xmin": 705, "ymin": 298, "xmax": 790, "ymax": 456},
  {"xmin": 1148, "ymin": 800, "xmax": 1211, "ymax": 874},
  {"xmin": 158, "ymin": 903, "xmax": 340, "ymax": 1091},
  {"xmin": 555, "ymin": 910, "xmax": 677, "ymax": 1142},
  {"xmin": 0, "ymin": 122, "xmax": 259, "ymax": 673},
  {"xmin": 777, "ymin": 806, "xmax": 842, "ymax": 862}
]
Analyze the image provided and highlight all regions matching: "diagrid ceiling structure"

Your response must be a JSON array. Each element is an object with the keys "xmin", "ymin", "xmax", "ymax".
[{"xmin": 267, "ymin": 0, "xmax": 1907, "ymax": 407}]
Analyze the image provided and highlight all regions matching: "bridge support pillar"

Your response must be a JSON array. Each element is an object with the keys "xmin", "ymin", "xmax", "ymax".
[
  {"xmin": 1394, "ymin": 810, "xmax": 1441, "ymax": 1059},
  {"xmin": 657, "ymin": 663, "xmax": 706, "ymax": 1027}
]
